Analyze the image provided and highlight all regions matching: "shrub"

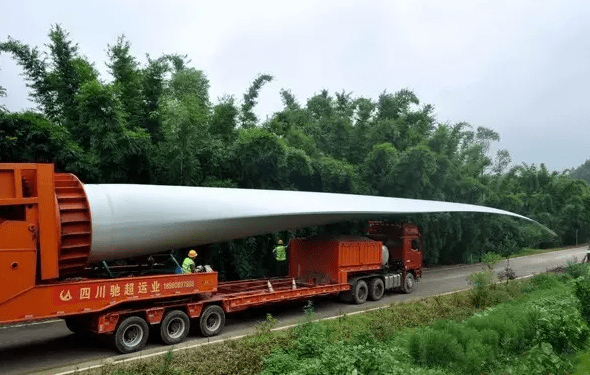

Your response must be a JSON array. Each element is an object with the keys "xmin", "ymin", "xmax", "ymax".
[
  {"xmin": 265, "ymin": 327, "xmax": 440, "ymax": 375},
  {"xmin": 503, "ymin": 342, "xmax": 574, "ymax": 375},
  {"xmin": 408, "ymin": 329, "xmax": 464, "ymax": 369},
  {"xmin": 262, "ymin": 348, "xmax": 299, "ymax": 375},
  {"xmin": 567, "ymin": 261, "xmax": 590, "ymax": 279},
  {"xmin": 526, "ymin": 273, "xmax": 562, "ymax": 292},
  {"xmin": 467, "ymin": 269, "xmax": 496, "ymax": 308},
  {"xmin": 574, "ymin": 273, "xmax": 590, "ymax": 325},
  {"xmin": 530, "ymin": 295, "xmax": 590, "ymax": 354},
  {"xmin": 481, "ymin": 252, "xmax": 502, "ymax": 270},
  {"xmin": 466, "ymin": 306, "xmax": 536, "ymax": 354},
  {"xmin": 407, "ymin": 285, "xmax": 587, "ymax": 374},
  {"xmin": 257, "ymin": 313, "xmax": 279, "ymax": 333}
]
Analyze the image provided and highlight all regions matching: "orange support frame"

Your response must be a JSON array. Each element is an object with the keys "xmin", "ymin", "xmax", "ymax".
[
  {"xmin": 0, "ymin": 164, "xmax": 42, "ymax": 306},
  {"xmin": 0, "ymin": 164, "xmax": 61, "ymax": 282},
  {"xmin": 36, "ymin": 164, "xmax": 61, "ymax": 280}
]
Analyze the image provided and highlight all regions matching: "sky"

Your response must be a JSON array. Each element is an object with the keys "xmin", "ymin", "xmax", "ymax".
[{"xmin": 1, "ymin": 0, "xmax": 589, "ymax": 172}]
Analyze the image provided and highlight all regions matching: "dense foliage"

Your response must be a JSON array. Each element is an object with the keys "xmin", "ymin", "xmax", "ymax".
[
  {"xmin": 572, "ymin": 159, "xmax": 590, "ymax": 183},
  {"xmin": 2, "ymin": 26, "xmax": 590, "ymax": 278}
]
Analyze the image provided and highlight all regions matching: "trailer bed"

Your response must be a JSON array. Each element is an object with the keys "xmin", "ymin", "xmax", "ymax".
[{"xmin": 217, "ymin": 277, "xmax": 350, "ymax": 312}]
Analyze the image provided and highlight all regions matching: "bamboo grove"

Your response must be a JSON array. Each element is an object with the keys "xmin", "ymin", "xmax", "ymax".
[{"xmin": 1, "ymin": 26, "xmax": 589, "ymax": 280}]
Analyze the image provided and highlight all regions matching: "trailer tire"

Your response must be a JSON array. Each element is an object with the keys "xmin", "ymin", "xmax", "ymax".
[
  {"xmin": 403, "ymin": 273, "xmax": 415, "ymax": 294},
  {"xmin": 368, "ymin": 278, "xmax": 385, "ymax": 301},
  {"xmin": 160, "ymin": 310, "xmax": 190, "ymax": 345},
  {"xmin": 114, "ymin": 316, "xmax": 149, "ymax": 354},
  {"xmin": 352, "ymin": 280, "xmax": 368, "ymax": 304},
  {"xmin": 199, "ymin": 305, "xmax": 225, "ymax": 337}
]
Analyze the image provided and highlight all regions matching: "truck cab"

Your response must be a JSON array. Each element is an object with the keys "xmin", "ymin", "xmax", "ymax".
[{"xmin": 367, "ymin": 221, "xmax": 423, "ymax": 280}]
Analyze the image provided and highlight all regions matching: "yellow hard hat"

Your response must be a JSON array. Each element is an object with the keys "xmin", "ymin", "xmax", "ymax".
[
  {"xmin": 188, "ymin": 250, "xmax": 197, "ymax": 258},
  {"xmin": 277, "ymin": 240, "xmax": 283, "ymax": 245}
]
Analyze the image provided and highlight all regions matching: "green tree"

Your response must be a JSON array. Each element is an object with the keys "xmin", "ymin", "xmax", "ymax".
[
  {"xmin": 141, "ymin": 56, "xmax": 168, "ymax": 142},
  {"xmin": 0, "ymin": 36, "xmax": 55, "ymax": 117},
  {"xmin": 77, "ymin": 80, "xmax": 151, "ymax": 183},
  {"xmin": 231, "ymin": 128, "xmax": 287, "ymax": 189},
  {"xmin": 210, "ymin": 95, "xmax": 239, "ymax": 142},
  {"xmin": 363, "ymin": 142, "xmax": 399, "ymax": 196},
  {"xmin": 1, "ymin": 25, "xmax": 98, "ymax": 146},
  {"xmin": 311, "ymin": 156, "xmax": 362, "ymax": 194},
  {"xmin": 107, "ymin": 35, "xmax": 144, "ymax": 131},
  {"xmin": 571, "ymin": 159, "xmax": 590, "ymax": 183},
  {"xmin": 0, "ymin": 111, "xmax": 94, "ymax": 177},
  {"xmin": 393, "ymin": 145, "xmax": 438, "ymax": 198},
  {"xmin": 240, "ymin": 73, "xmax": 273, "ymax": 128},
  {"xmin": 46, "ymin": 25, "xmax": 84, "ymax": 128},
  {"xmin": 155, "ymin": 65, "xmax": 211, "ymax": 185}
]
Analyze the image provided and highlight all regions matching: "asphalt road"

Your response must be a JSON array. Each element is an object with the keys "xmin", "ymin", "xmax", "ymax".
[{"xmin": 0, "ymin": 246, "xmax": 587, "ymax": 375}]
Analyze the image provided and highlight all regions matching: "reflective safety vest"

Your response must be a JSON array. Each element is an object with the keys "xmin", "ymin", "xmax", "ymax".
[
  {"xmin": 274, "ymin": 245, "xmax": 286, "ymax": 261},
  {"xmin": 182, "ymin": 257, "xmax": 195, "ymax": 273}
]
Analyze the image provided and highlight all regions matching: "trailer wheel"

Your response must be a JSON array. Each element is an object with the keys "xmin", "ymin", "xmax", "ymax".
[
  {"xmin": 199, "ymin": 305, "xmax": 225, "ymax": 337},
  {"xmin": 352, "ymin": 280, "xmax": 368, "ymax": 304},
  {"xmin": 114, "ymin": 316, "xmax": 149, "ymax": 354},
  {"xmin": 403, "ymin": 273, "xmax": 415, "ymax": 294},
  {"xmin": 368, "ymin": 278, "xmax": 385, "ymax": 301},
  {"xmin": 160, "ymin": 310, "xmax": 190, "ymax": 345}
]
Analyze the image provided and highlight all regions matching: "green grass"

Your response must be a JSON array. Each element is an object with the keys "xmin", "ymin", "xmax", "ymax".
[{"xmin": 574, "ymin": 348, "xmax": 590, "ymax": 375}]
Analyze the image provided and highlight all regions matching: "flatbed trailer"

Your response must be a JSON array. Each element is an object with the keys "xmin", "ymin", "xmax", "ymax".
[{"xmin": 218, "ymin": 277, "xmax": 350, "ymax": 313}]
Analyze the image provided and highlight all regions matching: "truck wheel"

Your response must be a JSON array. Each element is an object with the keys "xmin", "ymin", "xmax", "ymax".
[
  {"xmin": 403, "ymin": 273, "xmax": 415, "ymax": 294},
  {"xmin": 353, "ymin": 280, "xmax": 368, "ymax": 304},
  {"xmin": 199, "ymin": 305, "xmax": 225, "ymax": 337},
  {"xmin": 114, "ymin": 316, "xmax": 149, "ymax": 354},
  {"xmin": 160, "ymin": 310, "xmax": 190, "ymax": 345},
  {"xmin": 368, "ymin": 278, "xmax": 385, "ymax": 301}
]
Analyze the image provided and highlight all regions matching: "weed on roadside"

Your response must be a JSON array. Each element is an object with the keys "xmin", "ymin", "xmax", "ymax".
[{"xmin": 574, "ymin": 272, "xmax": 590, "ymax": 325}]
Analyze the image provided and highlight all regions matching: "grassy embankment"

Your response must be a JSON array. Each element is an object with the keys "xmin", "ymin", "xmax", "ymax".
[{"xmin": 84, "ymin": 261, "xmax": 590, "ymax": 375}]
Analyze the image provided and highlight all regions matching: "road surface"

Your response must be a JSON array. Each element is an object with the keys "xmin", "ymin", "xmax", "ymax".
[{"xmin": 0, "ymin": 246, "xmax": 587, "ymax": 375}]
